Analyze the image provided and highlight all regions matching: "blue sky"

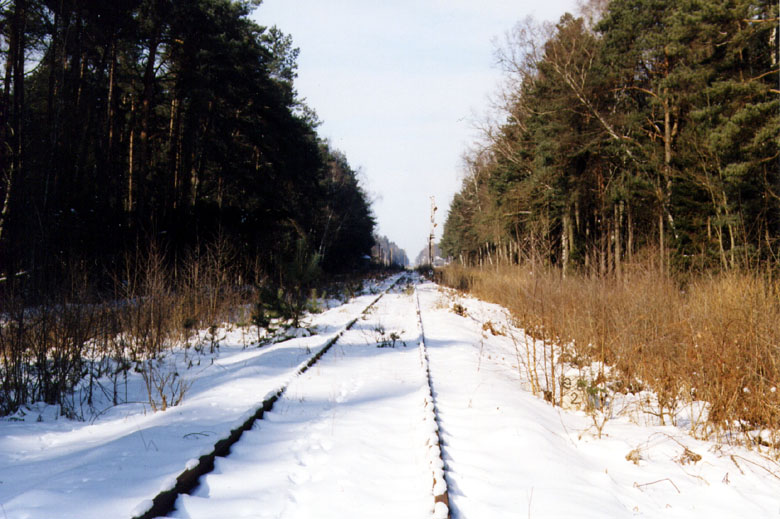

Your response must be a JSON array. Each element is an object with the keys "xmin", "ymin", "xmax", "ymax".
[{"xmin": 252, "ymin": 0, "xmax": 580, "ymax": 261}]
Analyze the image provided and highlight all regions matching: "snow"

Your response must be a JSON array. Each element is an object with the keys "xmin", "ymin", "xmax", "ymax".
[
  {"xmin": 416, "ymin": 281, "xmax": 780, "ymax": 518},
  {"xmin": 171, "ymin": 288, "xmax": 433, "ymax": 518},
  {"xmin": 1, "ymin": 274, "xmax": 780, "ymax": 518},
  {"xmin": 0, "ymin": 276, "xmax": 399, "ymax": 519}
]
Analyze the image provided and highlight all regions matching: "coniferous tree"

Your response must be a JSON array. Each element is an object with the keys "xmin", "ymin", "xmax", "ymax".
[
  {"xmin": 0, "ymin": 0, "xmax": 376, "ymax": 292},
  {"xmin": 442, "ymin": 0, "xmax": 779, "ymax": 273}
]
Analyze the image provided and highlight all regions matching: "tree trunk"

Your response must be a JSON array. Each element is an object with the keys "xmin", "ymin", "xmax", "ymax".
[
  {"xmin": 615, "ymin": 202, "xmax": 623, "ymax": 282},
  {"xmin": 0, "ymin": 0, "xmax": 27, "ymax": 249},
  {"xmin": 607, "ymin": 213, "xmax": 613, "ymax": 277},
  {"xmin": 127, "ymin": 96, "xmax": 136, "ymax": 214},
  {"xmin": 13, "ymin": 0, "xmax": 27, "ymax": 178},
  {"xmin": 662, "ymin": 89, "xmax": 679, "ymax": 244},
  {"xmin": 728, "ymin": 222, "xmax": 736, "ymax": 269},
  {"xmin": 584, "ymin": 218, "xmax": 591, "ymax": 274},
  {"xmin": 44, "ymin": 5, "xmax": 63, "ymax": 212},
  {"xmin": 106, "ymin": 35, "xmax": 117, "ymax": 168},
  {"xmin": 626, "ymin": 200, "xmax": 633, "ymax": 265},
  {"xmin": 562, "ymin": 211, "xmax": 571, "ymax": 278},
  {"xmin": 716, "ymin": 216, "xmax": 727, "ymax": 269},
  {"xmin": 600, "ymin": 220, "xmax": 607, "ymax": 277},
  {"xmin": 659, "ymin": 211, "xmax": 665, "ymax": 275},
  {"xmin": 168, "ymin": 97, "xmax": 180, "ymax": 209},
  {"xmin": 139, "ymin": 14, "xmax": 161, "ymax": 219},
  {"xmin": 0, "ymin": 6, "xmax": 17, "ymax": 247}
]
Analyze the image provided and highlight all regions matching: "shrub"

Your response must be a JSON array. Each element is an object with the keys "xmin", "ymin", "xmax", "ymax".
[{"xmin": 440, "ymin": 259, "xmax": 780, "ymax": 453}]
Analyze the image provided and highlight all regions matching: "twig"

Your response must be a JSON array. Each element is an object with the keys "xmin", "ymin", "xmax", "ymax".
[
  {"xmin": 679, "ymin": 467, "xmax": 709, "ymax": 486},
  {"xmin": 137, "ymin": 426, "xmax": 159, "ymax": 452},
  {"xmin": 633, "ymin": 478, "xmax": 681, "ymax": 494},
  {"xmin": 729, "ymin": 455, "xmax": 745, "ymax": 475},
  {"xmin": 89, "ymin": 401, "xmax": 149, "ymax": 424},
  {"xmin": 730, "ymin": 454, "xmax": 780, "ymax": 481},
  {"xmin": 556, "ymin": 408, "xmax": 579, "ymax": 448},
  {"xmin": 183, "ymin": 431, "xmax": 216, "ymax": 440},
  {"xmin": 658, "ymin": 431, "xmax": 688, "ymax": 449}
]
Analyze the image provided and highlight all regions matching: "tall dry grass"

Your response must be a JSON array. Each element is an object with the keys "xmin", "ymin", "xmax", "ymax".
[
  {"xmin": 439, "ymin": 260, "xmax": 780, "ymax": 451},
  {"xmin": 0, "ymin": 240, "xmax": 254, "ymax": 417}
]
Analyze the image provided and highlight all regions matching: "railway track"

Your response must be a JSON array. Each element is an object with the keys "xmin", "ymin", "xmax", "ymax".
[
  {"xmin": 133, "ymin": 275, "xmax": 409, "ymax": 519},
  {"xmin": 416, "ymin": 287, "xmax": 452, "ymax": 519},
  {"xmin": 133, "ymin": 274, "xmax": 453, "ymax": 519}
]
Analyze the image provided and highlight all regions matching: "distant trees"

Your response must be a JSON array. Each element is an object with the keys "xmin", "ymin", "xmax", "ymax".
[
  {"xmin": 441, "ymin": 0, "xmax": 779, "ymax": 273},
  {"xmin": 373, "ymin": 235, "xmax": 409, "ymax": 268},
  {"xmin": 318, "ymin": 148, "xmax": 376, "ymax": 273},
  {"xmin": 0, "ymin": 0, "xmax": 375, "ymax": 291},
  {"xmin": 414, "ymin": 242, "xmax": 442, "ymax": 266}
]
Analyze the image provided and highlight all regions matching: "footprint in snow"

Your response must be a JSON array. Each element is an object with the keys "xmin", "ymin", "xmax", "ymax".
[{"xmin": 288, "ymin": 467, "xmax": 311, "ymax": 485}]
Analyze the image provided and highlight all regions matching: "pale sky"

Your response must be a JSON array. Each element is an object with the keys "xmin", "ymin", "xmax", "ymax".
[{"xmin": 252, "ymin": 1, "xmax": 580, "ymax": 262}]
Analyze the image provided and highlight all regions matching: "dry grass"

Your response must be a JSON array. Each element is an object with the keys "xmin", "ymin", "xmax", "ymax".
[
  {"xmin": 0, "ymin": 240, "xmax": 254, "ymax": 417},
  {"xmin": 439, "ymin": 260, "xmax": 780, "ymax": 452},
  {"xmin": 0, "ymin": 240, "xmax": 382, "ymax": 418}
]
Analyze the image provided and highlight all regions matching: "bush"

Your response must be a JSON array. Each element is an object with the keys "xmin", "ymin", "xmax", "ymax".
[
  {"xmin": 440, "ymin": 259, "xmax": 780, "ymax": 452},
  {"xmin": 0, "ymin": 240, "xmax": 254, "ymax": 418}
]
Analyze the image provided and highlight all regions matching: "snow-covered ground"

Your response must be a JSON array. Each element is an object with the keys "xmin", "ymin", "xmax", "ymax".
[
  {"xmin": 171, "ymin": 287, "xmax": 432, "ymax": 519},
  {"xmin": 417, "ymin": 282, "xmax": 780, "ymax": 518},
  {"xmin": 0, "ymin": 276, "xmax": 400, "ymax": 519},
  {"xmin": 2, "ymin": 275, "xmax": 779, "ymax": 518}
]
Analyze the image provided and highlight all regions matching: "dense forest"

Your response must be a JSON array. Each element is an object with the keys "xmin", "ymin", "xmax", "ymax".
[
  {"xmin": 0, "ymin": 0, "xmax": 375, "ymax": 293},
  {"xmin": 441, "ymin": 0, "xmax": 779, "ymax": 274},
  {"xmin": 0, "ymin": 0, "xmax": 379, "ymax": 415}
]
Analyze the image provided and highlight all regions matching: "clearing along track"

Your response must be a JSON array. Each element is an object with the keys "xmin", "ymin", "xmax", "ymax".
[{"xmin": 166, "ymin": 277, "xmax": 449, "ymax": 519}]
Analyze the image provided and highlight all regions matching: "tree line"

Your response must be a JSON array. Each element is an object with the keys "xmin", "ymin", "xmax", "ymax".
[
  {"xmin": 0, "ymin": 0, "xmax": 375, "ymax": 294},
  {"xmin": 441, "ymin": 0, "xmax": 779, "ymax": 275},
  {"xmin": 372, "ymin": 234, "xmax": 409, "ymax": 268}
]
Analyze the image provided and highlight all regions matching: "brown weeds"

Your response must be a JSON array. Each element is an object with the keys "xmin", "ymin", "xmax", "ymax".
[
  {"xmin": 440, "ymin": 261, "xmax": 780, "ymax": 454},
  {"xmin": 0, "ymin": 240, "xmax": 254, "ymax": 418}
]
